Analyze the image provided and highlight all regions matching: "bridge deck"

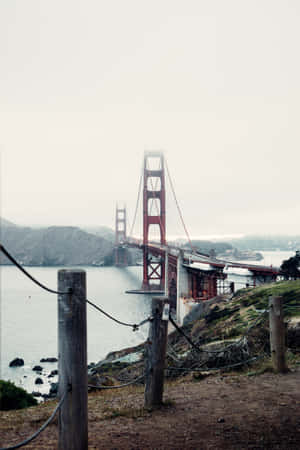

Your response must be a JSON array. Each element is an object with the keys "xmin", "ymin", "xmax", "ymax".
[{"xmin": 126, "ymin": 239, "xmax": 281, "ymax": 276}]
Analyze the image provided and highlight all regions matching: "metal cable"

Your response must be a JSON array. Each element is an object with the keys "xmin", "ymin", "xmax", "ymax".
[
  {"xmin": 88, "ymin": 373, "xmax": 145, "ymax": 389},
  {"xmin": 0, "ymin": 244, "xmax": 69, "ymax": 295},
  {"xmin": 166, "ymin": 354, "xmax": 266, "ymax": 373},
  {"xmin": 165, "ymin": 159, "xmax": 196, "ymax": 253},
  {"xmin": 129, "ymin": 168, "xmax": 143, "ymax": 238},
  {"xmin": 167, "ymin": 345, "xmax": 182, "ymax": 363},
  {"xmin": 87, "ymin": 299, "xmax": 152, "ymax": 331},
  {"xmin": 169, "ymin": 312, "xmax": 268, "ymax": 355},
  {"xmin": 0, "ymin": 390, "xmax": 67, "ymax": 450}
]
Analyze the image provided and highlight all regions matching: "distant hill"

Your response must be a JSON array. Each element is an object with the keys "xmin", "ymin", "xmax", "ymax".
[
  {"xmin": 81, "ymin": 226, "xmax": 114, "ymax": 241},
  {"xmin": 229, "ymin": 235, "xmax": 300, "ymax": 251},
  {"xmin": 0, "ymin": 217, "xmax": 17, "ymax": 228},
  {"xmin": 0, "ymin": 224, "xmax": 114, "ymax": 266}
]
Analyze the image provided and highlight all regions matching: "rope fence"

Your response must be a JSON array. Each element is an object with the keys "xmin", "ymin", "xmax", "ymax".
[{"xmin": 88, "ymin": 373, "xmax": 145, "ymax": 390}]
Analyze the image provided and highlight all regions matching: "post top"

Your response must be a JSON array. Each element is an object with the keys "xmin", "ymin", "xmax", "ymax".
[{"xmin": 58, "ymin": 269, "xmax": 86, "ymax": 274}]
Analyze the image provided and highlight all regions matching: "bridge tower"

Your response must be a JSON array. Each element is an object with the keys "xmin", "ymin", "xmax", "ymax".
[
  {"xmin": 142, "ymin": 152, "xmax": 166, "ymax": 290},
  {"xmin": 114, "ymin": 205, "xmax": 128, "ymax": 267}
]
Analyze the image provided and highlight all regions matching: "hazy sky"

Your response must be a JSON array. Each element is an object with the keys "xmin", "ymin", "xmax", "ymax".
[{"xmin": 1, "ymin": 0, "xmax": 299, "ymax": 238}]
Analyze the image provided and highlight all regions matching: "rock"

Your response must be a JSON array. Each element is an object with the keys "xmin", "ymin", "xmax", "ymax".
[
  {"xmin": 32, "ymin": 391, "xmax": 42, "ymax": 397},
  {"xmin": 88, "ymin": 373, "xmax": 115, "ymax": 388},
  {"xmin": 35, "ymin": 377, "xmax": 44, "ymax": 385},
  {"xmin": 183, "ymin": 296, "xmax": 228, "ymax": 326},
  {"xmin": 40, "ymin": 357, "xmax": 58, "ymax": 363},
  {"xmin": 183, "ymin": 303, "xmax": 204, "ymax": 325},
  {"xmin": 33, "ymin": 365, "xmax": 43, "ymax": 372},
  {"xmin": 49, "ymin": 382, "xmax": 58, "ymax": 397},
  {"xmin": 9, "ymin": 358, "xmax": 24, "ymax": 367},
  {"xmin": 47, "ymin": 369, "xmax": 58, "ymax": 378}
]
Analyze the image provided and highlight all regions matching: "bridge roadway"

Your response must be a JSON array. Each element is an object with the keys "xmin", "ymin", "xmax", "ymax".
[{"xmin": 125, "ymin": 237, "xmax": 281, "ymax": 276}]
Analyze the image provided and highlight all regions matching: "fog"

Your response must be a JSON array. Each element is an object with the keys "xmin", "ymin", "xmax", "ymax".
[{"xmin": 1, "ymin": 1, "xmax": 299, "ymax": 238}]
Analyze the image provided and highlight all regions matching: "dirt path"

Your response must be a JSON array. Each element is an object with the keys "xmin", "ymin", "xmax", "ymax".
[{"xmin": 1, "ymin": 368, "xmax": 300, "ymax": 449}]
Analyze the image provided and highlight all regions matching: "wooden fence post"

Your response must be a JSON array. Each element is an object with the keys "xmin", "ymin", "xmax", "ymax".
[
  {"xmin": 58, "ymin": 270, "xmax": 88, "ymax": 450},
  {"xmin": 144, "ymin": 297, "xmax": 169, "ymax": 409},
  {"xmin": 269, "ymin": 295, "xmax": 287, "ymax": 373}
]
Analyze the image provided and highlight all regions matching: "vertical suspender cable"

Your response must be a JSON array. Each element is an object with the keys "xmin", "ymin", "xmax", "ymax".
[
  {"xmin": 165, "ymin": 159, "xmax": 196, "ymax": 253},
  {"xmin": 129, "ymin": 168, "xmax": 143, "ymax": 239}
]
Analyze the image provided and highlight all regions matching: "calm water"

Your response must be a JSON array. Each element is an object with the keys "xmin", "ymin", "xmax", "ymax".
[
  {"xmin": 226, "ymin": 250, "xmax": 295, "ymax": 287},
  {"xmin": 0, "ymin": 265, "xmax": 151, "ymax": 394},
  {"xmin": 0, "ymin": 250, "xmax": 294, "ymax": 394}
]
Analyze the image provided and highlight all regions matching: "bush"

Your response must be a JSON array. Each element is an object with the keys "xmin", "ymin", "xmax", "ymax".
[{"xmin": 0, "ymin": 380, "xmax": 37, "ymax": 410}]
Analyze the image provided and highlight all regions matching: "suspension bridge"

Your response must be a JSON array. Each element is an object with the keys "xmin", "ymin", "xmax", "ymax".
[{"xmin": 114, "ymin": 152, "xmax": 281, "ymax": 323}]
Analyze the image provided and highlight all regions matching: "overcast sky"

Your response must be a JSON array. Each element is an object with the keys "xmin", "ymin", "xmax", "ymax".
[{"xmin": 0, "ymin": 0, "xmax": 299, "ymax": 238}]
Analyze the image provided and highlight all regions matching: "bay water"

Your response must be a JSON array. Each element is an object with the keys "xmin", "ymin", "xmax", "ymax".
[{"xmin": 1, "ymin": 265, "xmax": 151, "ymax": 395}]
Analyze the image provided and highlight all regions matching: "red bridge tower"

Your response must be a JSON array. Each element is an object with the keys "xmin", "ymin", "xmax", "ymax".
[
  {"xmin": 114, "ymin": 205, "xmax": 128, "ymax": 267},
  {"xmin": 142, "ymin": 152, "xmax": 166, "ymax": 290}
]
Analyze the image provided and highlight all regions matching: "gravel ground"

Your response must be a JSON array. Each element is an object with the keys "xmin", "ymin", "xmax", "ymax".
[{"xmin": 1, "ymin": 367, "xmax": 300, "ymax": 449}]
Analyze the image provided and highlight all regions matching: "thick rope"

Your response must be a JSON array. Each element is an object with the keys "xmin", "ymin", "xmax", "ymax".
[
  {"xmin": 0, "ymin": 244, "xmax": 69, "ymax": 295},
  {"xmin": 87, "ymin": 299, "xmax": 152, "ymax": 331},
  {"xmin": 88, "ymin": 373, "xmax": 145, "ymax": 390},
  {"xmin": 0, "ymin": 390, "xmax": 67, "ymax": 450}
]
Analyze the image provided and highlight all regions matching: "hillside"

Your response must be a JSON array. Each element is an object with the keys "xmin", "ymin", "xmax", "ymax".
[
  {"xmin": 0, "ymin": 223, "xmax": 114, "ymax": 266},
  {"xmin": 90, "ymin": 280, "xmax": 300, "ymax": 385}
]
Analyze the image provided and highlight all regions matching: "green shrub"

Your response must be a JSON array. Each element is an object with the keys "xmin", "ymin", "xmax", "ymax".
[{"xmin": 0, "ymin": 380, "xmax": 37, "ymax": 410}]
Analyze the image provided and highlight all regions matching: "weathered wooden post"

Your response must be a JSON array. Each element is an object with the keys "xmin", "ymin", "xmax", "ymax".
[
  {"xmin": 269, "ymin": 296, "xmax": 287, "ymax": 373},
  {"xmin": 144, "ymin": 297, "xmax": 169, "ymax": 409},
  {"xmin": 58, "ymin": 270, "xmax": 88, "ymax": 450}
]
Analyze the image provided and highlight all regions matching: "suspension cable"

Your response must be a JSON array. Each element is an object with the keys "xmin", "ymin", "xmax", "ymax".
[
  {"xmin": 129, "ymin": 168, "xmax": 143, "ymax": 239},
  {"xmin": 0, "ymin": 244, "xmax": 69, "ymax": 295},
  {"xmin": 86, "ymin": 299, "xmax": 152, "ymax": 331},
  {"xmin": 0, "ymin": 390, "xmax": 67, "ymax": 450},
  {"xmin": 165, "ymin": 159, "xmax": 196, "ymax": 252}
]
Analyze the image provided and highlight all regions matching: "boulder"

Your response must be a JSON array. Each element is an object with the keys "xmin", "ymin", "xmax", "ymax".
[
  {"xmin": 32, "ymin": 391, "xmax": 42, "ymax": 397},
  {"xmin": 35, "ymin": 377, "xmax": 43, "ymax": 385},
  {"xmin": 9, "ymin": 358, "xmax": 24, "ymax": 367},
  {"xmin": 40, "ymin": 357, "xmax": 58, "ymax": 363},
  {"xmin": 32, "ymin": 365, "xmax": 43, "ymax": 372},
  {"xmin": 88, "ymin": 373, "xmax": 115, "ymax": 388},
  {"xmin": 49, "ymin": 382, "xmax": 58, "ymax": 397},
  {"xmin": 183, "ymin": 303, "xmax": 204, "ymax": 325}
]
